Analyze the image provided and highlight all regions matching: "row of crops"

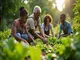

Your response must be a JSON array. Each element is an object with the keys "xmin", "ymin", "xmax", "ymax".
[{"xmin": 0, "ymin": 29, "xmax": 80, "ymax": 60}]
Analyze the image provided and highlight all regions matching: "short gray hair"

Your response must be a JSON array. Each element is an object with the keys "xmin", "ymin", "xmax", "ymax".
[{"xmin": 33, "ymin": 6, "xmax": 41, "ymax": 13}]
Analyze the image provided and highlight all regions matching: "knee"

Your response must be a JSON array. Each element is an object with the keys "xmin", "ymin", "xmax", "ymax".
[{"xmin": 16, "ymin": 33, "xmax": 21, "ymax": 37}]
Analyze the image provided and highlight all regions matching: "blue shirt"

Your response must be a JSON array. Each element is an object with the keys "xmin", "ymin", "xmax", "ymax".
[{"xmin": 60, "ymin": 21, "xmax": 73, "ymax": 34}]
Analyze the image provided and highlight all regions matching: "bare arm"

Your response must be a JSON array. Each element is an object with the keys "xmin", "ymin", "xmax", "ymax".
[
  {"xmin": 61, "ymin": 33, "xmax": 72, "ymax": 37},
  {"xmin": 51, "ymin": 27, "xmax": 54, "ymax": 36},
  {"xmin": 57, "ymin": 32, "xmax": 61, "ymax": 38},
  {"xmin": 39, "ymin": 25, "xmax": 45, "ymax": 37},
  {"xmin": 32, "ymin": 29, "xmax": 48, "ymax": 43},
  {"xmin": 57, "ymin": 24, "xmax": 62, "ymax": 38},
  {"xmin": 31, "ymin": 28, "xmax": 45, "ymax": 40},
  {"xmin": 58, "ymin": 33, "xmax": 69, "ymax": 38},
  {"xmin": 11, "ymin": 21, "xmax": 28, "ymax": 43},
  {"xmin": 27, "ymin": 18, "xmax": 47, "ymax": 43},
  {"xmin": 24, "ymin": 26, "xmax": 34, "ymax": 41}
]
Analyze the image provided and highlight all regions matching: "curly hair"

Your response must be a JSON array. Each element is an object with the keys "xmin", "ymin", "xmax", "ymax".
[{"xmin": 44, "ymin": 14, "xmax": 52, "ymax": 25}]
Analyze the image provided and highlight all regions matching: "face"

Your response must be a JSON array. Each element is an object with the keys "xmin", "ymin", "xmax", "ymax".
[
  {"xmin": 60, "ymin": 15, "xmax": 66, "ymax": 24},
  {"xmin": 34, "ymin": 10, "xmax": 40, "ymax": 20},
  {"xmin": 20, "ymin": 15, "xmax": 28, "ymax": 24},
  {"xmin": 46, "ymin": 18, "xmax": 50, "ymax": 26}
]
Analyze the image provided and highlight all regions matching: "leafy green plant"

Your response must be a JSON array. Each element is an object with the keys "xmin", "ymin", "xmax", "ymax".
[
  {"xmin": 0, "ymin": 29, "xmax": 80, "ymax": 60},
  {"xmin": 0, "ymin": 38, "xmax": 29, "ymax": 60},
  {"xmin": 73, "ymin": 0, "xmax": 80, "ymax": 32},
  {"xmin": 0, "ymin": 29, "xmax": 11, "ymax": 40},
  {"xmin": 29, "ymin": 46, "xmax": 41, "ymax": 60}
]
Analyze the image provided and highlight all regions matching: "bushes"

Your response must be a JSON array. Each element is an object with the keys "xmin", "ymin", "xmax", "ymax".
[
  {"xmin": 0, "ymin": 38, "xmax": 29, "ymax": 60},
  {"xmin": 73, "ymin": 0, "xmax": 80, "ymax": 32},
  {"xmin": 0, "ymin": 29, "xmax": 11, "ymax": 40}
]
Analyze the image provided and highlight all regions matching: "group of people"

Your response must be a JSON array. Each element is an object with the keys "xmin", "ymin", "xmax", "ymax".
[{"xmin": 11, "ymin": 6, "xmax": 73, "ymax": 44}]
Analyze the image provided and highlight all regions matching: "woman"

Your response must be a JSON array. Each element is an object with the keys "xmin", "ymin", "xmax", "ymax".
[
  {"xmin": 11, "ymin": 7, "xmax": 34, "ymax": 43},
  {"xmin": 41, "ymin": 14, "xmax": 54, "ymax": 37}
]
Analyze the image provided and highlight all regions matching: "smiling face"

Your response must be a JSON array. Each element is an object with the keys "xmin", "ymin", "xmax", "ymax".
[
  {"xmin": 34, "ymin": 10, "xmax": 40, "ymax": 20},
  {"xmin": 44, "ymin": 14, "xmax": 52, "ymax": 26},
  {"xmin": 46, "ymin": 18, "xmax": 50, "ymax": 26}
]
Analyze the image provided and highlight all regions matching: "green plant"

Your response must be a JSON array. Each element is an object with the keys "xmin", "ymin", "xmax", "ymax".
[{"xmin": 0, "ymin": 29, "xmax": 11, "ymax": 40}]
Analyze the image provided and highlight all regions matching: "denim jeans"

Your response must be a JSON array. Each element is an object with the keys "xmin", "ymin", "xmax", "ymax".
[{"xmin": 16, "ymin": 33, "xmax": 29, "ymax": 40}]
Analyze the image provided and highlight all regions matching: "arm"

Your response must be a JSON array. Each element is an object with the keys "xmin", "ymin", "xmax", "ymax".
[
  {"xmin": 61, "ymin": 34, "xmax": 69, "ymax": 37},
  {"xmin": 38, "ymin": 25, "xmax": 48, "ymax": 43},
  {"xmin": 27, "ymin": 18, "xmax": 44, "ymax": 40},
  {"xmin": 24, "ymin": 26, "xmax": 34, "ymax": 41},
  {"xmin": 39, "ymin": 25, "xmax": 45, "ymax": 37},
  {"xmin": 51, "ymin": 28, "xmax": 54, "ymax": 37},
  {"xmin": 57, "ymin": 32, "xmax": 61, "ymax": 39},
  {"xmin": 28, "ymin": 18, "xmax": 47, "ymax": 42},
  {"xmin": 61, "ymin": 23, "xmax": 73, "ymax": 37},
  {"xmin": 38, "ymin": 18, "xmax": 45, "ymax": 37},
  {"xmin": 11, "ymin": 21, "xmax": 28, "ymax": 43},
  {"xmin": 57, "ymin": 24, "xmax": 62, "ymax": 38},
  {"xmin": 68, "ymin": 23, "xmax": 73, "ymax": 34},
  {"xmin": 31, "ymin": 29, "xmax": 45, "ymax": 40},
  {"xmin": 51, "ymin": 24, "xmax": 54, "ymax": 36},
  {"xmin": 41, "ymin": 23, "xmax": 49, "ymax": 38}
]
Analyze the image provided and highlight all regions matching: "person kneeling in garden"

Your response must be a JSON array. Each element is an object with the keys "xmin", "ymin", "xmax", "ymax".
[
  {"xmin": 11, "ymin": 7, "xmax": 34, "ymax": 43},
  {"xmin": 26, "ymin": 6, "xmax": 48, "ymax": 43},
  {"xmin": 41, "ymin": 14, "xmax": 54, "ymax": 37},
  {"xmin": 58, "ymin": 14, "xmax": 73, "ymax": 38}
]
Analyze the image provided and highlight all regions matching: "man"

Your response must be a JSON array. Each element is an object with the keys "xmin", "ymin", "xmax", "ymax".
[
  {"xmin": 27, "ymin": 6, "xmax": 47, "ymax": 43},
  {"xmin": 58, "ymin": 14, "xmax": 73, "ymax": 38}
]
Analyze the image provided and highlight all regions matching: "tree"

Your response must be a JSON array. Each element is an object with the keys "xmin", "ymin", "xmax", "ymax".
[
  {"xmin": 73, "ymin": 0, "xmax": 80, "ymax": 32},
  {"xmin": 0, "ymin": 0, "xmax": 29, "ymax": 31},
  {"xmin": 64, "ymin": 0, "xmax": 75, "ymax": 18}
]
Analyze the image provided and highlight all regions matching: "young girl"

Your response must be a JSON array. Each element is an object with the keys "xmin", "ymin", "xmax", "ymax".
[{"xmin": 41, "ymin": 14, "xmax": 54, "ymax": 37}]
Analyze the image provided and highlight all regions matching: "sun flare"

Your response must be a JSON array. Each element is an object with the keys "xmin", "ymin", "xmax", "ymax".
[{"xmin": 56, "ymin": 0, "xmax": 65, "ymax": 11}]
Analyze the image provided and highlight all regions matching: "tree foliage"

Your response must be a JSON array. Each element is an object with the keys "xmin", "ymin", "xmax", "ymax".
[{"xmin": 73, "ymin": 0, "xmax": 80, "ymax": 32}]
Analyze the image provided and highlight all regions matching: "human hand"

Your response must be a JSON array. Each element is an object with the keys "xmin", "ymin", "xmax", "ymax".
[
  {"xmin": 57, "ymin": 34, "xmax": 60, "ymax": 39},
  {"xmin": 23, "ymin": 40, "xmax": 28, "ymax": 43},
  {"xmin": 43, "ymin": 38, "xmax": 48, "ymax": 43}
]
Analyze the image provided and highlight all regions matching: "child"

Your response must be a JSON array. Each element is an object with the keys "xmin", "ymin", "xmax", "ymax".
[
  {"xmin": 58, "ymin": 14, "xmax": 73, "ymax": 38},
  {"xmin": 41, "ymin": 14, "xmax": 54, "ymax": 37}
]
